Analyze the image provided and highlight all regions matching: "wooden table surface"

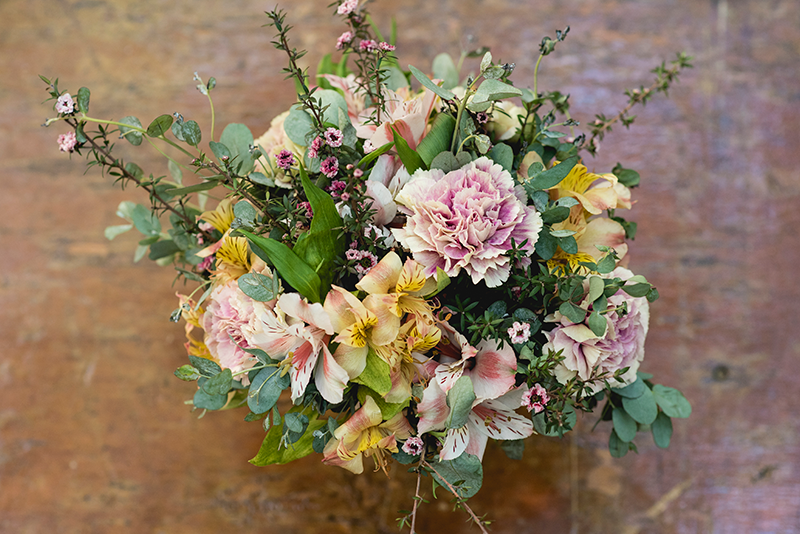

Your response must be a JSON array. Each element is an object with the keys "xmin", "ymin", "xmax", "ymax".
[{"xmin": 2, "ymin": 0, "xmax": 799, "ymax": 532}]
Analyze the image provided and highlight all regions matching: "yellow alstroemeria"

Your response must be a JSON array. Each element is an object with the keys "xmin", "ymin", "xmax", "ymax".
[
  {"xmin": 209, "ymin": 235, "xmax": 252, "ymax": 283},
  {"xmin": 547, "ymin": 208, "xmax": 628, "ymax": 275},
  {"xmin": 322, "ymin": 396, "xmax": 413, "ymax": 474},
  {"xmin": 355, "ymin": 251, "xmax": 438, "ymax": 322},
  {"xmin": 199, "ymin": 198, "xmax": 235, "ymax": 234},
  {"xmin": 549, "ymin": 163, "xmax": 621, "ymax": 216},
  {"xmin": 323, "ymin": 286, "xmax": 401, "ymax": 378},
  {"xmin": 176, "ymin": 292, "xmax": 215, "ymax": 361}
]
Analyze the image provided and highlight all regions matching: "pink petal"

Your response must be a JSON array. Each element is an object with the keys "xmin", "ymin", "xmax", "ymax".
[
  {"xmin": 416, "ymin": 380, "xmax": 450, "ymax": 435},
  {"xmin": 334, "ymin": 396, "xmax": 383, "ymax": 440},
  {"xmin": 467, "ymin": 339, "xmax": 517, "ymax": 401},
  {"xmin": 440, "ymin": 425, "xmax": 470, "ymax": 461},
  {"xmin": 356, "ymin": 251, "xmax": 402, "ymax": 295},
  {"xmin": 315, "ymin": 343, "xmax": 349, "ymax": 404}
]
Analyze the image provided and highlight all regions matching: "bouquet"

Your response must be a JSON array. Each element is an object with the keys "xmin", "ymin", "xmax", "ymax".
[{"xmin": 44, "ymin": 1, "xmax": 692, "ymax": 529}]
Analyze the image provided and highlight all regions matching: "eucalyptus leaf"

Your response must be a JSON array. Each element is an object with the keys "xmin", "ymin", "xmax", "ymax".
[
  {"xmin": 193, "ymin": 388, "xmax": 227, "ymax": 411},
  {"xmin": 408, "ymin": 64, "xmax": 455, "ymax": 100},
  {"xmin": 615, "ymin": 377, "xmax": 646, "ymax": 399},
  {"xmin": 528, "ymin": 156, "xmax": 578, "ymax": 190},
  {"xmin": 612, "ymin": 407, "xmax": 638, "ymax": 442},
  {"xmin": 188, "ymin": 355, "xmax": 222, "ymax": 378},
  {"xmin": 432, "ymin": 53, "xmax": 459, "ymax": 89},
  {"xmin": 174, "ymin": 364, "xmax": 201, "ymax": 382},
  {"xmin": 77, "ymin": 87, "xmax": 90, "ymax": 113},
  {"xmin": 209, "ymin": 141, "xmax": 231, "ymax": 161},
  {"xmin": 652, "ymin": 385, "xmax": 692, "ymax": 418},
  {"xmin": 587, "ymin": 310, "xmax": 607, "ymax": 337},
  {"xmin": 203, "ymin": 368, "xmax": 233, "ymax": 396},
  {"xmin": 651, "ymin": 412, "xmax": 673, "ymax": 448},
  {"xmin": 118, "ymin": 116, "xmax": 143, "ymax": 146},
  {"xmin": 621, "ymin": 386, "xmax": 658, "ymax": 425},
  {"xmin": 559, "ymin": 301, "xmax": 586, "ymax": 324},
  {"xmin": 499, "ymin": 439, "xmax": 525, "ymax": 460},
  {"xmin": 146, "ymin": 114, "xmax": 173, "ymax": 137},
  {"xmin": 430, "ymin": 453, "xmax": 483, "ymax": 499},
  {"xmin": 445, "ymin": 375, "xmax": 476, "ymax": 430},
  {"xmin": 488, "ymin": 142, "xmax": 513, "ymax": 172},
  {"xmin": 219, "ymin": 123, "xmax": 256, "ymax": 175},
  {"xmin": 608, "ymin": 430, "xmax": 629, "ymax": 458},
  {"xmin": 587, "ymin": 276, "xmax": 605, "ymax": 303},
  {"xmin": 247, "ymin": 367, "xmax": 290, "ymax": 414},
  {"xmin": 237, "ymin": 273, "xmax": 275, "ymax": 302},
  {"xmin": 284, "ymin": 106, "xmax": 315, "ymax": 146},
  {"xmin": 104, "ymin": 224, "xmax": 133, "ymax": 240},
  {"xmin": 131, "ymin": 204, "xmax": 161, "ymax": 236}
]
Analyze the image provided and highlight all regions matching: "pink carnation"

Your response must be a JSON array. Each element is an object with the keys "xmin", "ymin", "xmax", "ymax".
[
  {"xmin": 201, "ymin": 281, "xmax": 260, "ymax": 380},
  {"xmin": 544, "ymin": 267, "xmax": 650, "ymax": 391},
  {"xmin": 392, "ymin": 157, "xmax": 543, "ymax": 287}
]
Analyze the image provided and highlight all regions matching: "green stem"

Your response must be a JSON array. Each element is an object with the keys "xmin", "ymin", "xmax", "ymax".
[{"xmin": 532, "ymin": 53, "xmax": 544, "ymax": 96}]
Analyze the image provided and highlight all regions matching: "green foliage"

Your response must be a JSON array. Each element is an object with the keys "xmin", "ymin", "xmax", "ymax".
[
  {"xmin": 651, "ymin": 412, "xmax": 673, "ymax": 448},
  {"xmin": 612, "ymin": 407, "xmax": 638, "ymax": 442},
  {"xmin": 621, "ymin": 386, "xmax": 658, "ymax": 425},
  {"xmin": 146, "ymin": 114, "xmax": 173, "ymax": 137},
  {"xmin": 250, "ymin": 410, "xmax": 326, "ymax": 466},
  {"xmin": 391, "ymin": 127, "xmax": 426, "ymax": 174},
  {"xmin": 77, "ymin": 87, "xmax": 90, "ymax": 113},
  {"xmin": 417, "ymin": 113, "xmax": 456, "ymax": 167},
  {"xmin": 352, "ymin": 349, "xmax": 392, "ymax": 396},
  {"xmin": 219, "ymin": 123, "xmax": 256, "ymax": 174},
  {"xmin": 652, "ymin": 385, "xmax": 692, "ymax": 418},
  {"xmin": 408, "ymin": 64, "xmax": 455, "ymax": 101},
  {"xmin": 118, "ymin": 116, "xmax": 144, "ymax": 145},
  {"xmin": 430, "ymin": 453, "xmax": 483, "ymax": 499},
  {"xmin": 247, "ymin": 367, "xmax": 290, "ymax": 414},
  {"xmin": 499, "ymin": 439, "xmax": 525, "ymax": 460},
  {"xmin": 445, "ymin": 375, "xmax": 476, "ymax": 429}
]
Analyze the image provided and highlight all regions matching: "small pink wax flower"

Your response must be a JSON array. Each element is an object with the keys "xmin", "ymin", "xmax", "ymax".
[
  {"xmin": 507, "ymin": 321, "xmax": 531, "ymax": 344},
  {"xmin": 362, "ymin": 140, "xmax": 375, "ymax": 153},
  {"xmin": 359, "ymin": 39, "xmax": 378, "ymax": 52},
  {"xmin": 55, "ymin": 93, "xmax": 74, "ymax": 114},
  {"xmin": 298, "ymin": 201, "xmax": 313, "ymax": 219},
  {"xmin": 402, "ymin": 436, "xmax": 424, "ymax": 456},
  {"xmin": 275, "ymin": 149, "xmax": 295, "ymax": 170},
  {"xmin": 57, "ymin": 132, "xmax": 77, "ymax": 152},
  {"xmin": 379, "ymin": 42, "xmax": 396, "ymax": 52},
  {"xmin": 321, "ymin": 156, "xmax": 339, "ymax": 178},
  {"xmin": 336, "ymin": 31, "xmax": 354, "ymax": 50},
  {"xmin": 337, "ymin": 0, "xmax": 358, "ymax": 15},
  {"xmin": 324, "ymin": 127, "xmax": 344, "ymax": 148},
  {"xmin": 307, "ymin": 136, "xmax": 323, "ymax": 159},
  {"xmin": 521, "ymin": 383, "xmax": 550, "ymax": 414}
]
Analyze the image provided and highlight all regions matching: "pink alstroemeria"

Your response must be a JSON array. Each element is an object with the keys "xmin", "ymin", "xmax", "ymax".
[
  {"xmin": 440, "ymin": 387, "xmax": 534, "ymax": 461},
  {"xmin": 321, "ymin": 74, "xmax": 366, "ymax": 124},
  {"xmin": 357, "ymin": 85, "xmax": 439, "ymax": 150},
  {"xmin": 248, "ymin": 293, "xmax": 348, "ymax": 404},
  {"xmin": 433, "ymin": 321, "xmax": 517, "ymax": 402},
  {"xmin": 322, "ymin": 396, "xmax": 413, "ymax": 474},
  {"xmin": 355, "ymin": 251, "xmax": 438, "ymax": 322}
]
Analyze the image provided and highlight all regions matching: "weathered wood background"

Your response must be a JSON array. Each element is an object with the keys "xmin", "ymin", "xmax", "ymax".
[{"xmin": 2, "ymin": 0, "xmax": 799, "ymax": 532}]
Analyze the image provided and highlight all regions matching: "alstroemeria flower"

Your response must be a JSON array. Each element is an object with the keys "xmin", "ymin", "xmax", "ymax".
[
  {"xmin": 355, "ymin": 251, "xmax": 438, "ymax": 322},
  {"xmin": 548, "ymin": 163, "xmax": 622, "ymax": 216},
  {"xmin": 323, "ymin": 286, "xmax": 401, "ymax": 377},
  {"xmin": 322, "ymin": 396, "xmax": 413, "ymax": 474},
  {"xmin": 357, "ymin": 85, "xmax": 438, "ymax": 150},
  {"xmin": 248, "ymin": 293, "xmax": 349, "ymax": 404},
  {"xmin": 416, "ymin": 382, "xmax": 533, "ymax": 461},
  {"xmin": 321, "ymin": 74, "xmax": 366, "ymax": 124},
  {"xmin": 547, "ymin": 207, "xmax": 628, "ymax": 274}
]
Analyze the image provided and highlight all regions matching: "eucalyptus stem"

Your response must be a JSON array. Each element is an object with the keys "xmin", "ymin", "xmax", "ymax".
[{"xmin": 532, "ymin": 53, "xmax": 544, "ymax": 96}]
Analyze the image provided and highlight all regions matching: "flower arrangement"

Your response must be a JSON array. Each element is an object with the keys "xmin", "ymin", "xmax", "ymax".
[{"xmin": 43, "ymin": 1, "xmax": 692, "ymax": 529}]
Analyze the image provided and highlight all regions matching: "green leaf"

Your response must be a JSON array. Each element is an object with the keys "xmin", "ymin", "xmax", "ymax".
[
  {"xmin": 146, "ymin": 114, "xmax": 173, "ymax": 137},
  {"xmin": 317, "ymin": 89, "xmax": 351, "ymax": 127},
  {"xmin": 188, "ymin": 355, "xmax": 222, "ymax": 377},
  {"xmin": 292, "ymin": 165, "xmax": 345, "ymax": 292},
  {"xmin": 429, "ymin": 151, "xmax": 459, "ymax": 172},
  {"xmin": 612, "ymin": 407, "xmax": 638, "ymax": 442},
  {"xmin": 587, "ymin": 310, "xmax": 607, "ymax": 337},
  {"xmin": 621, "ymin": 386, "xmax": 658, "ymax": 425},
  {"xmin": 174, "ymin": 365, "xmax": 201, "ymax": 382},
  {"xmin": 587, "ymin": 276, "xmax": 605, "ymax": 303},
  {"xmin": 558, "ymin": 235, "xmax": 578, "ymax": 254},
  {"xmin": 193, "ymin": 387, "xmax": 227, "ymax": 410},
  {"xmin": 203, "ymin": 368, "xmax": 233, "ymax": 396},
  {"xmin": 164, "ymin": 181, "xmax": 219, "ymax": 195},
  {"xmin": 445, "ymin": 375, "xmax": 476, "ymax": 429},
  {"xmin": 432, "ymin": 53, "xmax": 459, "ymax": 89},
  {"xmin": 381, "ymin": 66, "xmax": 409, "ymax": 91},
  {"xmin": 77, "ymin": 87, "xmax": 90, "ymax": 113},
  {"xmin": 424, "ymin": 267, "xmax": 451, "ymax": 299},
  {"xmin": 535, "ymin": 228, "xmax": 558, "ymax": 260},
  {"xmin": 391, "ymin": 127, "xmax": 426, "ymax": 174},
  {"xmin": 167, "ymin": 159, "xmax": 183, "ymax": 184},
  {"xmin": 612, "ymin": 162, "xmax": 641, "ymax": 188},
  {"xmin": 527, "ymin": 156, "xmax": 578, "ymax": 190},
  {"xmin": 209, "ymin": 141, "xmax": 231, "ymax": 161},
  {"xmin": 219, "ymin": 123, "xmax": 256, "ymax": 175},
  {"xmin": 240, "ymin": 229, "xmax": 322, "ymax": 303},
  {"xmin": 416, "ymin": 113, "xmax": 456, "ymax": 167},
  {"xmin": 283, "ymin": 105, "xmax": 315, "ymax": 146},
  {"xmin": 608, "ymin": 430, "xmax": 629, "ymax": 458},
  {"xmin": 357, "ymin": 141, "xmax": 394, "ymax": 168},
  {"xmin": 473, "ymin": 78, "xmax": 523, "ymax": 101},
  {"xmin": 233, "ymin": 200, "xmax": 257, "ymax": 225},
  {"xmin": 249, "ymin": 411, "xmax": 326, "ymax": 466},
  {"xmin": 118, "ymin": 116, "xmax": 143, "ymax": 146},
  {"xmin": 181, "ymin": 120, "xmax": 202, "ymax": 146},
  {"xmin": 131, "ymin": 204, "xmax": 161, "ymax": 236},
  {"xmin": 559, "ymin": 301, "xmax": 586, "ymax": 324},
  {"xmin": 283, "ymin": 412, "xmax": 309, "ymax": 443},
  {"xmin": 652, "ymin": 385, "xmax": 692, "ymax": 418},
  {"xmin": 148, "ymin": 239, "xmax": 180, "ymax": 260},
  {"xmin": 499, "ymin": 439, "xmax": 525, "ymax": 460},
  {"xmin": 532, "ymin": 404, "xmax": 576, "ymax": 436},
  {"xmin": 541, "ymin": 206, "xmax": 570, "ymax": 225},
  {"xmin": 430, "ymin": 453, "xmax": 483, "ymax": 499},
  {"xmin": 247, "ymin": 367, "xmax": 290, "ymax": 414},
  {"xmin": 237, "ymin": 273, "xmax": 276, "ymax": 302},
  {"xmin": 408, "ymin": 64, "xmax": 455, "ymax": 100},
  {"xmin": 488, "ymin": 142, "xmax": 513, "ymax": 172},
  {"xmin": 104, "ymin": 224, "xmax": 133, "ymax": 240},
  {"xmin": 595, "ymin": 253, "xmax": 617, "ymax": 274},
  {"xmin": 615, "ymin": 377, "xmax": 646, "ymax": 399},
  {"xmin": 623, "ymin": 282, "xmax": 652, "ymax": 298},
  {"xmin": 651, "ymin": 412, "xmax": 673, "ymax": 448},
  {"xmin": 352, "ymin": 348, "xmax": 392, "ymax": 396}
]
